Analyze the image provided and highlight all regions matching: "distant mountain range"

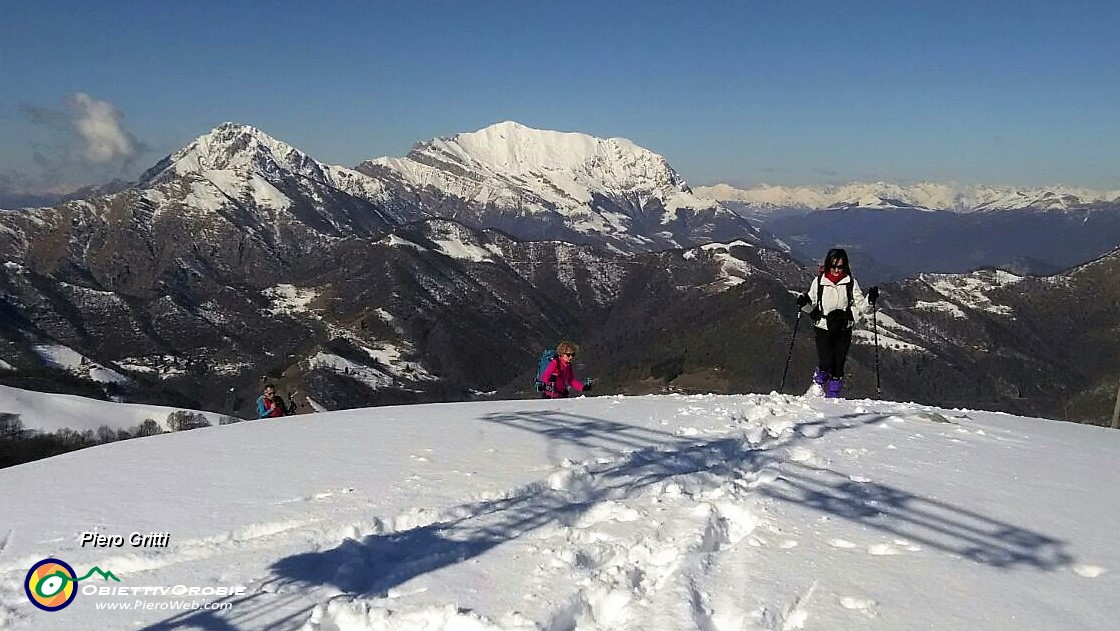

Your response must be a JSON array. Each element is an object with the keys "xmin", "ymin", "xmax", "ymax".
[
  {"xmin": 0, "ymin": 122, "xmax": 1117, "ymax": 425},
  {"xmin": 695, "ymin": 182, "xmax": 1120, "ymax": 213},
  {"xmin": 696, "ymin": 183, "xmax": 1120, "ymax": 284}
]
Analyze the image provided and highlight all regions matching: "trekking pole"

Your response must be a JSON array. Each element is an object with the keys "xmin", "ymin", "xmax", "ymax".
[
  {"xmin": 779, "ymin": 310, "xmax": 802, "ymax": 393},
  {"xmin": 873, "ymin": 305, "xmax": 881, "ymax": 399}
]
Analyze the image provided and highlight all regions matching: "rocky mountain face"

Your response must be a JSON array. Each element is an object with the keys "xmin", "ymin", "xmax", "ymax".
[{"xmin": 0, "ymin": 123, "xmax": 1116, "ymax": 426}]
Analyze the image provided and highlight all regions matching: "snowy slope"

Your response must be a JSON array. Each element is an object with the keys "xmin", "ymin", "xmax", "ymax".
[
  {"xmin": 1, "ymin": 392, "xmax": 1116, "ymax": 630},
  {"xmin": 0, "ymin": 384, "xmax": 229, "ymax": 433}
]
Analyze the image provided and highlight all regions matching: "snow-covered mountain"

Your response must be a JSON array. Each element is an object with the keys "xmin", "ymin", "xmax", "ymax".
[
  {"xmin": 360, "ymin": 122, "xmax": 782, "ymax": 252},
  {"xmin": 134, "ymin": 122, "xmax": 424, "ymax": 237},
  {"xmin": 696, "ymin": 181, "xmax": 1120, "ymax": 213},
  {"xmin": 0, "ymin": 169, "xmax": 805, "ymax": 421},
  {"xmin": 18, "ymin": 121, "xmax": 779, "ymax": 255},
  {"xmin": 0, "ymin": 121, "xmax": 789, "ymax": 415},
  {"xmin": 3, "ymin": 121, "xmax": 1119, "ymax": 429},
  {"xmin": 1, "ymin": 391, "xmax": 1116, "ymax": 630}
]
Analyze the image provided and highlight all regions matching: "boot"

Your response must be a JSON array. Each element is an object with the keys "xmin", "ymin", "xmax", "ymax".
[
  {"xmin": 825, "ymin": 378, "xmax": 844, "ymax": 399},
  {"xmin": 812, "ymin": 368, "xmax": 829, "ymax": 386}
]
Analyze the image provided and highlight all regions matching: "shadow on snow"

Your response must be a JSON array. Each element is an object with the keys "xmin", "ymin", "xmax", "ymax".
[{"xmin": 143, "ymin": 405, "xmax": 1074, "ymax": 630}]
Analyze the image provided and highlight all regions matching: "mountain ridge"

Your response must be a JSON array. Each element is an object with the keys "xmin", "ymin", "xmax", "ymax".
[
  {"xmin": 696, "ymin": 181, "xmax": 1120, "ymax": 213},
  {"xmin": 1, "ymin": 122, "xmax": 1118, "ymax": 426}
]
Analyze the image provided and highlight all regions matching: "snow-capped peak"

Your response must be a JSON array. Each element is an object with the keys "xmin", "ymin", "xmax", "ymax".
[
  {"xmin": 351, "ymin": 121, "xmax": 774, "ymax": 251},
  {"xmin": 432, "ymin": 121, "xmax": 683, "ymax": 186},
  {"xmin": 372, "ymin": 121, "xmax": 693, "ymax": 200},
  {"xmin": 143, "ymin": 122, "xmax": 329, "ymax": 183}
]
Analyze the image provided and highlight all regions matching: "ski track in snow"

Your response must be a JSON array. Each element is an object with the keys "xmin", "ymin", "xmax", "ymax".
[{"xmin": 0, "ymin": 394, "xmax": 1107, "ymax": 631}]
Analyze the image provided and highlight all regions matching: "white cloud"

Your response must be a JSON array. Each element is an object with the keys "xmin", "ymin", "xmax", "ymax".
[{"xmin": 66, "ymin": 92, "xmax": 141, "ymax": 165}]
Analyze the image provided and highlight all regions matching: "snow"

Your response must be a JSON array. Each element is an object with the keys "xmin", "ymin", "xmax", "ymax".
[
  {"xmin": 263, "ymin": 284, "xmax": 320, "ymax": 316},
  {"xmin": 358, "ymin": 344, "xmax": 437, "ymax": 382},
  {"xmin": 381, "ymin": 234, "xmax": 427, "ymax": 251},
  {"xmin": 1, "ymin": 390, "xmax": 1117, "ymax": 630},
  {"xmin": 922, "ymin": 271, "xmax": 1023, "ymax": 316},
  {"xmin": 248, "ymin": 173, "xmax": 294, "ymax": 210},
  {"xmin": 117, "ymin": 356, "xmax": 189, "ymax": 378},
  {"xmin": 708, "ymin": 252, "xmax": 753, "ymax": 288},
  {"xmin": 0, "ymin": 384, "xmax": 226, "ymax": 433},
  {"xmin": 210, "ymin": 361, "xmax": 253, "ymax": 376},
  {"xmin": 166, "ymin": 123, "xmax": 322, "ymax": 181},
  {"xmin": 0, "ymin": 360, "xmax": 13, "ymax": 371},
  {"xmin": 681, "ymin": 242, "xmax": 760, "ymax": 290},
  {"xmin": 32, "ymin": 344, "xmax": 85, "ymax": 372},
  {"xmin": 312, "ymin": 319, "xmax": 436, "ymax": 389},
  {"xmin": 852, "ymin": 328, "xmax": 926, "ymax": 353},
  {"xmin": 428, "ymin": 236, "xmax": 496, "ymax": 263},
  {"xmin": 856, "ymin": 311, "xmax": 927, "ymax": 353},
  {"xmin": 183, "ymin": 179, "xmax": 229, "ymax": 213},
  {"xmin": 912, "ymin": 300, "xmax": 968, "ymax": 319},
  {"xmin": 32, "ymin": 344, "xmax": 129, "ymax": 384},
  {"xmin": 307, "ymin": 352, "xmax": 400, "ymax": 391},
  {"xmin": 87, "ymin": 366, "xmax": 129, "ymax": 385}
]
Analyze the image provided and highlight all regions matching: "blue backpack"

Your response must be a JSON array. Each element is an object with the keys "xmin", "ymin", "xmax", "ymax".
[{"xmin": 533, "ymin": 350, "xmax": 559, "ymax": 392}]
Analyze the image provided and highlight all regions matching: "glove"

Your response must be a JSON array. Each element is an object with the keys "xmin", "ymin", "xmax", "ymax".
[
  {"xmin": 796, "ymin": 294, "xmax": 811, "ymax": 309},
  {"xmin": 867, "ymin": 286, "xmax": 879, "ymax": 305},
  {"xmin": 809, "ymin": 307, "xmax": 823, "ymax": 321}
]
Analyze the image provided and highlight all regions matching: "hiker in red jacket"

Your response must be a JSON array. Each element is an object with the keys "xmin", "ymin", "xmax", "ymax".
[
  {"xmin": 257, "ymin": 383, "xmax": 295, "ymax": 418},
  {"xmin": 540, "ymin": 341, "xmax": 593, "ymax": 398}
]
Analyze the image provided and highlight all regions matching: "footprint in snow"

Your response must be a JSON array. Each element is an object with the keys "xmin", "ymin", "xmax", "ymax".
[
  {"xmin": 894, "ymin": 538, "xmax": 921, "ymax": 552},
  {"xmin": 867, "ymin": 543, "xmax": 900, "ymax": 556},
  {"xmin": 797, "ymin": 424, "xmax": 824, "ymax": 439},
  {"xmin": 786, "ymin": 446, "xmax": 815, "ymax": 463},
  {"xmin": 1071, "ymin": 564, "xmax": 1106, "ymax": 578},
  {"xmin": 280, "ymin": 488, "xmax": 354, "ymax": 504},
  {"xmin": 839, "ymin": 596, "xmax": 878, "ymax": 617}
]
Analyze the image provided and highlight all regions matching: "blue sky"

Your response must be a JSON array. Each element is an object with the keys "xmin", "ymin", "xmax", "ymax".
[{"xmin": 2, "ymin": 0, "xmax": 1118, "ymax": 194}]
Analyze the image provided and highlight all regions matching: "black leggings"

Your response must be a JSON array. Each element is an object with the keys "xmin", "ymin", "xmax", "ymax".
[{"xmin": 814, "ymin": 327, "xmax": 852, "ymax": 379}]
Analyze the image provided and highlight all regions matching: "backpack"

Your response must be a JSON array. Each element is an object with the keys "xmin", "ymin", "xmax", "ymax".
[
  {"xmin": 533, "ymin": 350, "xmax": 559, "ymax": 392},
  {"xmin": 816, "ymin": 274, "xmax": 854, "ymax": 330}
]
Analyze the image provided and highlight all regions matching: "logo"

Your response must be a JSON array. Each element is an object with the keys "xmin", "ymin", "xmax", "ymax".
[{"xmin": 24, "ymin": 558, "xmax": 119, "ymax": 612}]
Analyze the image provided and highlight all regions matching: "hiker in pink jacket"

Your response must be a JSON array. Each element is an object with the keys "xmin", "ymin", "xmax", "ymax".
[{"xmin": 541, "ymin": 341, "xmax": 593, "ymax": 398}]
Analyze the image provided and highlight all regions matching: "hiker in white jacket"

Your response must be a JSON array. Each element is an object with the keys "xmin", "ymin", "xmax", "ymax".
[{"xmin": 796, "ymin": 248, "xmax": 879, "ymax": 398}]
